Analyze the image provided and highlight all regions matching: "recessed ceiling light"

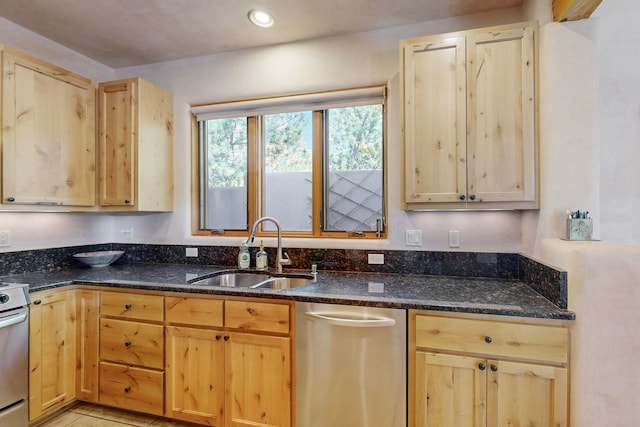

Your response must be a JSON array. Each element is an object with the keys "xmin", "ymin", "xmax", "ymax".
[{"xmin": 248, "ymin": 9, "xmax": 274, "ymax": 28}]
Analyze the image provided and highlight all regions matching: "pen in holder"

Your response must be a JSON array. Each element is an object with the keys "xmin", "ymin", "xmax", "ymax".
[{"xmin": 566, "ymin": 210, "xmax": 593, "ymax": 240}]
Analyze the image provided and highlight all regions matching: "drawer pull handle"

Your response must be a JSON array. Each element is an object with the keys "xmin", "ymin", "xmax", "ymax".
[
  {"xmin": 224, "ymin": 336, "xmax": 230, "ymax": 341},
  {"xmin": 125, "ymin": 304, "xmax": 132, "ymax": 310},
  {"xmin": 33, "ymin": 300, "xmax": 42, "ymax": 305},
  {"xmin": 478, "ymin": 363, "xmax": 486, "ymax": 371},
  {"xmin": 484, "ymin": 336, "xmax": 492, "ymax": 344},
  {"xmin": 490, "ymin": 364, "xmax": 498, "ymax": 372},
  {"xmin": 124, "ymin": 386, "xmax": 131, "ymax": 393},
  {"xmin": 125, "ymin": 341, "xmax": 132, "ymax": 347}
]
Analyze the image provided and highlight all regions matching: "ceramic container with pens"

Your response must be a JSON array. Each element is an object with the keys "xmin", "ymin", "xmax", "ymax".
[{"xmin": 567, "ymin": 210, "xmax": 593, "ymax": 240}]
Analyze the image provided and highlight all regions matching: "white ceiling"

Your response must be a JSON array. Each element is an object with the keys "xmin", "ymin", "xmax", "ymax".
[{"xmin": 0, "ymin": 0, "xmax": 522, "ymax": 68}]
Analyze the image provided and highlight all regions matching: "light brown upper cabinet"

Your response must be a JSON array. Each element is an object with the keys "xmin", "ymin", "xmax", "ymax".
[
  {"xmin": 2, "ymin": 47, "xmax": 96, "ymax": 208},
  {"xmin": 98, "ymin": 78, "xmax": 174, "ymax": 211},
  {"xmin": 401, "ymin": 22, "xmax": 538, "ymax": 210}
]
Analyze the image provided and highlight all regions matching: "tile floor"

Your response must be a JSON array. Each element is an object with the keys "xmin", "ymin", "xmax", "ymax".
[{"xmin": 37, "ymin": 403, "xmax": 196, "ymax": 427}]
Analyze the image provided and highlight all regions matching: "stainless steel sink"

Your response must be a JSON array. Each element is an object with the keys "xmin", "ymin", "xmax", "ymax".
[
  {"xmin": 253, "ymin": 276, "xmax": 313, "ymax": 289},
  {"xmin": 190, "ymin": 272, "xmax": 271, "ymax": 288},
  {"xmin": 189, "ymin": 272, "xmax": 313, "ymax": 289}
]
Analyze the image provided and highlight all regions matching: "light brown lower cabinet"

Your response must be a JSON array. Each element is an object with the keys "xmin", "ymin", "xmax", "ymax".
[
  {"xmin": 225, "ymin": 332, "xmax": 291, "ymax": 427},
  {"xmin": 29, "ymin": 290, "xmax": 77, "ymax": 422},
  {"xmin": 76, "ymin": 289, "xmax": 100, "ymax": 403},
  {"xmin": 98, "ymin": 291, "xmax": 165, "ymax": 415},
  {"xmin": 164, "ymin": 296, "xmax": 292, "ymax": 427},
  {"xmin": 410, "ymin": 310, "xmax": 570, "ymax": 427},
  {"xmin": 99, "ymin": 361, "xmax": 164, "ymax": 415},
  {"xmin": 165, "ymin": 326, "xmax": 225, "ymax": 426}
]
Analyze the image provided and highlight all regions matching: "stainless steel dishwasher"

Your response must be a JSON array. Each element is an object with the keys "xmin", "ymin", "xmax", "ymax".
[{"xmin": 295, "ymin": 302, "xmax": 406, "ymax": 427}]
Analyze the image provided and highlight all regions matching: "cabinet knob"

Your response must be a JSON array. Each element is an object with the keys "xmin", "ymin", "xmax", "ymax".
[
  {"xmin": 124, "ymin": 386, "xmax": 131, "ymax": 393},
  {"xmin": 124, "ymin": 200, "xmax": 131, "ymax": 204},
  {"xmin": 125, "ymin": 304, "xmax": 132, "ymax": 310},
  {"xmin": 6, "ymin": 197, "xmax": 15, "ymax": 202},
  {"xmin": 459, "ymin": 195, "xmax": 466, "ymax": 201},
  {"xmin": 125, "ymin": 341, "xmax": 132, "ymax": 347},
  {"xmin": 490, "ymin": 364, "xmax": 498, "ymax": 372},
  {"xmin": 470, "ymin": 194, "xmax": 477, "ymax": 201},
  {"xmin": 484, "ymin": 336, "xmax": 492, "ymax": 344},
  {"xmin": 224, "ymin": 336, "xmax": 230, "ymax": 341},
  {"xmin": 33, "ymin": 300, "xmax": 42, "ymax": 305},
  {"xmin": 478, "ymin": 363, "xmax": 486, "ymax": 371},
  {"xmin": 215, "ymin": 335, "xmax": 222, "ymax": 340}
]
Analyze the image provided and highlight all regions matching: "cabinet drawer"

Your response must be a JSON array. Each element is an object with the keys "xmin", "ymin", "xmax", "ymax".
[
  {"xmin": 100, "ymin": 292, "xmax": 164, "ymax": 322},
  {"xmin": 225, "ymin": 300, "xmax": 290, "ymax": 334},
  {"xmin": 414, "ymin": 315, "xmax": 568, "ymax": 364},
  {"xmin": 100, "ymin": 318, "xmax": 164, "ymax": 369},
  {"xmin": 165, "ymin": 296, "xmax": 223, "ymax": 327},
  {"xmin": 99, "ymin": 362, "xmax": 163, "ymax": 416}
]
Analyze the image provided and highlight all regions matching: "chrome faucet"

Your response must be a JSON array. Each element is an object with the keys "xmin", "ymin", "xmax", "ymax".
[{"xmin": 245, "ymin": 216, "xmax": 292, "ymax": 273}]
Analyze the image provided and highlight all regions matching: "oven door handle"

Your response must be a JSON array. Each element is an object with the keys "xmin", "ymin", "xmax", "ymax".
[
  {"xmin": 304, "ymin": 311, "xmax": 396, "ymax": 328},
  {"xmin": 0, "ymin": 312, "xmax": 27, "ymax": 330}
]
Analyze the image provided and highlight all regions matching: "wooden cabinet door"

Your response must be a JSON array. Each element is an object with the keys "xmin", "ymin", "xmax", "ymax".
[
  {"xmin": 402, "ymin": 35, "xmax": 467, "ymax": 205},
  {"xmin": 466, "ymin": 25, "xmax": 536, "ymax": 204},
  {"xmin": 2, "ymin": 49, "xmax": 96, "ymax": 206},
  {"xmin": 414, "ymin": 352, "xmax": 486, "ymax": 427},
  {"xmin": 226, "ymin": 332, "xmax": 291, "ymax": 427},
  {"xmin": 487, "ymin": 359, "xmax": 568, "ymax": 427},
  {"xmin": 29, "ymin": 290, "xmax": 77, "ymax": 421},
  {"xmin": 165, "ymin": 326, "xmax": 225, "ymax": 426},
  {"xmin": 99, "ymin": 80, "xmax": 136, "ymax": 207},
  {"xmin": 98, "ymin": 77, "xmax": 173, "ymax": 211},
  {"xmin": 77, "ymin": 289, "xmax": 100, "ymax": 402}
]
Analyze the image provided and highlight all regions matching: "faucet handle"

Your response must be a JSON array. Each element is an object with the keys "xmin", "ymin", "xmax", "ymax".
[{"xmin": 280, "ymin": 251, "xmax": 292, "ymax": 265}]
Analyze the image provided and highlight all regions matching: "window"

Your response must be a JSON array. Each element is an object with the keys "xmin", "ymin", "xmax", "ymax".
[{"xmin": 192, "ymin": 86, "xmax": 386, "ymax": 238}]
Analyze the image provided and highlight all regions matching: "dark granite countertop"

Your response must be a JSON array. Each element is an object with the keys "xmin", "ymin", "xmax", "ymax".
[{"xmin": 0, "ymin": 262, "xmax": 575, "ymax": 320}]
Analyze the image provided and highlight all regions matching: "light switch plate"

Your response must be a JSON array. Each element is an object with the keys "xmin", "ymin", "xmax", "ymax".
[{"xmin": 405, "ymin": 229, "xmax": 422, "ymax": 246}]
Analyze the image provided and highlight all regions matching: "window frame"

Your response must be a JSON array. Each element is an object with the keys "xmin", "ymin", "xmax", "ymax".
[{"xmin": 191, "ymin": 87, "xmax": 388, "ymax": 240}]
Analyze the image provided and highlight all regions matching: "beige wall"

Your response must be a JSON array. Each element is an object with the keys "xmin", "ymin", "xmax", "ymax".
[
  {"xmin": 112, "ymin": 8, "xmax": 528, "ymax": 252},
  {"xmin": 1, "ymin": 1, "xmax": 638, "ymax": 255}
]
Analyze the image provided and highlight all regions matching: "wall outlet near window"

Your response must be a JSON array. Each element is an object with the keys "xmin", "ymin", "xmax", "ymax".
[
  {"xmin": 449, "ymin": 230, "xmax": 460, "ymax": 248},
  {"xmin": 0, "ymin": 231, "xmax": 10, "ymax": 247},
  {"xmin": 368, "ymin": 253, "xmax": 384, "ymax": 264},
  {"xmin": 186, "ymin": 247, "xmax": 198, "ymax": 257}
]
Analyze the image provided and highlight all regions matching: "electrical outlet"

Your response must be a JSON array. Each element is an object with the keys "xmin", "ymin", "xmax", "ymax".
[
  {"xmin": 185, "ymin": 247, "xmax": 198, "ymax": 257},
  {"xmin": 449, "ymin": 230, "xmax": 460, "ymax": 248},
  {"xmin": 0, "ymin": 231, "xmax": 10, "ymax": 247},
  {"xmin": 368, "ymin": 253, "xmax": 384, "ymax": 264}
]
